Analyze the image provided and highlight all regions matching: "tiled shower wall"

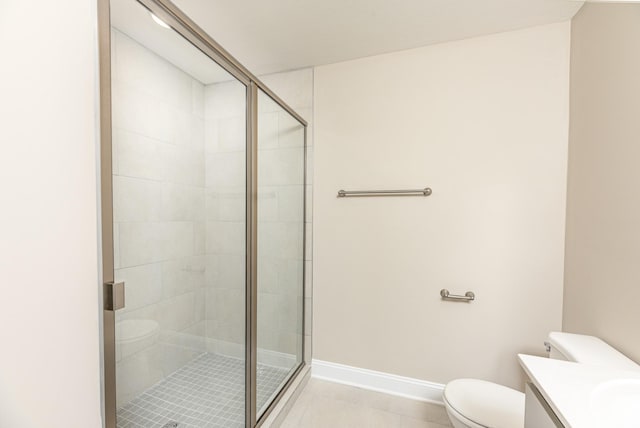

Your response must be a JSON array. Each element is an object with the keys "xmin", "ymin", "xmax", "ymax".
[
  {"xmin": 112, "ymin": 30, "xmax": 207, "ymax": 406},
  {"xmin": 203, "ymin": 80, "xmax": 247, "ymax": 357},
  {"xmin": 259, "ymin": 70, "xmax": 314, "ymax": 364},
  {"xmin": 111, "ymin": 28, "xmax": 314, "ymax": 406},
  {"xmin": 255, "ymin": 92, "xmax": 305, "ymax": 361},
  {"xmin": 203, "ymin": 69, "xmax": 313, "ymax": 364}
]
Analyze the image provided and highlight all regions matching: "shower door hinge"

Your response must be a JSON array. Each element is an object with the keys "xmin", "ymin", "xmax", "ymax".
[{"xmin": 104, "ymin": 281, "xmax": 125, "ymax": 311}]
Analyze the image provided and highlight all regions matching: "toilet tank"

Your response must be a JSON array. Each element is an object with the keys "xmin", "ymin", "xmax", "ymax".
[{"xmin": 547, "ymin": 332, "xmax": 640, "ymax": 371}]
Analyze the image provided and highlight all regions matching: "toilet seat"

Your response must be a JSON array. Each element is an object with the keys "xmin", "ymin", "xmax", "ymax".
[
  {"xmin": 444, "ymin": 400, "xmax": 486, "ymax": 428},
  {"xmin": 443, "ymin": 379, "xmax": 525, "ymax": 428}
]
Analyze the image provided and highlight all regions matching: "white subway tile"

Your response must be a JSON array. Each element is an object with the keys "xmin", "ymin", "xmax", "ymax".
[
  {"xmin": 258, "ymin": 147, "xmax": 305, "ymax": 186},
  {"xmin": 113, "ymin": 176, "xmax": 161, "ymax": 222},
  {"xmin": 204, "ymin": 118, "xmax": 220, "ymax": 153},
  {"xmin": 206, "ymin": 288, "xmax": 244, "ymax": 326},
  {"xmin": 161, "ymin": 255, "xmax": 206, "ymax": 299},
  {"xmin": 278, "ymin": 185, "xmax": 304, "ymax": 222},
  {"xmin": 194, "ymin": 221, "xmax": 206, "ymax": 255},
  {"xmin": 159, "ymin": 144, "xmax": 205, "ymax": 187},
  {"xmin": 194, "ymin": 288, "xmax": 206, "ymax": 323},
  {"xmin": 159, "ymin": 221, "xmax": 195, "ymax": 260},
  {"xmin": 115, "ymin": 345, "xmax": 163, "ymax": 407},
  {"xmin": 112, "ymin": 80, "xmax": 175, "ymax": 144},
  {"xmin": 115, "ymin": 263, "xmax": 162, "ymax": 312},
  {"xmin": 280, "ymin": 258, "xmax": 304, "ymax": 297},
  {"xmin": 257, "ymin": 257, "xmax": 282, "ymax": 294},
  {"xmin": 190, "ymin": 115, "xmax": 205, "ymax": 151},
  {"xmin": 154, "ymin": 343, "xmax": 202, "ymax": 376},
  {"xmin": 114, "ymin": 30, "xmax": 192, "ymax": 113},
  {"xmin": 192, "ymin": 79, "xmax": 204, "ymax": 118},
  {"xmin": 173, "ymin": 109, "xmax": 194, "ymax": 147},
  {"xmin": 206, "ymin": 187, "xmax": 246, "ymax": 222},
  {"xmin": 205, "ymin": 221, "xmax": 245, "ymax": 255},
  {"xmin": 218, "ymin": 188, "xmax": 245, "ymax": 222},
  {"xmin": 258, "ymin": 112, "xmax": 279, "ymax": 149},
  {"xmin": 217, "ymin": 116, "xmax": 245, "ymax": 152},
  {"xmin": 258, "ymin": 222, "xmax": 303, "ymax": 260},
  {"xmin": 117, "ymin": 303, "xmax": 159, "ymax": 325},
  {"xmin": 157, "ymin": 291, "xmax": 196, "ymax": 332},
  {"xmin": 206, "ymin": 151, "xmax": 245, "ymax": 188},
  {"xmin": 205, "ymin": 188, "xmax": 221, "ymax": 221},
  {"xmin": 115, "ymin": 129, "xmax": 164, "ymax": 181},
  {"xmin": 119, "ymin": 222, "xmax": 162, "ymax": 267},
  {"xmin": 258, "ymin": 186, "xmax": 278, "ymax": 222},
  {"xmin": 257, "ymin": 292, "xmax": 278, "ymax": 331},
  {"xmin": 160, "ymin": 183, "xmax": 205, "ymax": 222},
  {"xmin": 204, "ymin": 81, "xmax": 246, "ymax": 119},
  {"xmin": 205, "ymin": 254, "xmax": 219, "ymax": 288}
]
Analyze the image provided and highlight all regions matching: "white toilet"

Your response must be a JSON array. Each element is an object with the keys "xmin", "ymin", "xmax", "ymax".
[{"xmin": 443, "ymin": 332, "xmax": 640, "ymax": 428}]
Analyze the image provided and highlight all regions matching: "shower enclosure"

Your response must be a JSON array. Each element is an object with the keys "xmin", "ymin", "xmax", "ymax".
[{"xmin": 99, "ymin": 0, "xmax": 307, "ymax": 426}]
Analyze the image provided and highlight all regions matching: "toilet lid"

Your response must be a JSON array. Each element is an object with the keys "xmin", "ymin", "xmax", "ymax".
[{"xmin": 443, "ymin": 379, "xmax": 525, "ymax": 428}]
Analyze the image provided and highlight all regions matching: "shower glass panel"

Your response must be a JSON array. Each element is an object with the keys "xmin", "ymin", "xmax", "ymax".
[
  {"xmin": 110, "ymin": 0, "xmax": 247, "ymax": 426},
  {"xmin": 256, "ymin": 89, "xmax": 306, "ymax": 417}
]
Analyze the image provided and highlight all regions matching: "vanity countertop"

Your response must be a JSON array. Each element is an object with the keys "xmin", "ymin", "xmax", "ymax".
[{"xmin": 518, "ymin": 354, "xmax": 640, "ymax": 428}]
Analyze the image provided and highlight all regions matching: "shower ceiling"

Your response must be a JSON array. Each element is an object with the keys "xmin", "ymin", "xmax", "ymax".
[
  {"xmin": 111, "ymin": 0, "xmax": 234, "ymax": 83},
  {"xmin": 173, "ymin": 0, "xmax": 584, "ymax": 75}
]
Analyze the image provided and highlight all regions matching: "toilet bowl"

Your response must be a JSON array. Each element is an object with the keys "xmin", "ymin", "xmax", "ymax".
[
  {"xmin": 443, "ymin": 332, "xmax": 640, "ymax": 428},
  {"xmin": 444, "ymin": 379, "xmax": 525, "ymax": 428}
]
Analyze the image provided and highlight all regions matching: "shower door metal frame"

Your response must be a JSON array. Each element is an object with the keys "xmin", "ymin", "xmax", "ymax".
[{"xmin": 97, "ymin": 0, "xmax": 308, "ymax": 426}]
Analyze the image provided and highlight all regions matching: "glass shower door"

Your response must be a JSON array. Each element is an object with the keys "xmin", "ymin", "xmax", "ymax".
[
  {"xmin": 109, "ymin": 0, "xmax": 247, "ymax": 426},
  {"xmin": 256, "ymin": 89, "xmax": 306, "ymax": 417}
]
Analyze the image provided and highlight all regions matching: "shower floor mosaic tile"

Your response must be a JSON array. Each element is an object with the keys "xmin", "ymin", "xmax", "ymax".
[{"xmin": 116, "ymin": 353, "xmax": 290, "ymax": 428}]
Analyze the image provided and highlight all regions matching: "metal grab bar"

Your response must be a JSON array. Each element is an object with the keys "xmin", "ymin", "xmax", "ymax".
[
  {"xmin": 337, "ymin": 187, "xmax": 432, "ymax": 198},
  {"xmin": 440, "ymin": 289, "xmax": 475, "ymax": 302}
]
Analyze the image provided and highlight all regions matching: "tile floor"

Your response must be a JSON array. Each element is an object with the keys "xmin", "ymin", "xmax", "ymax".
[
  {"xmin": 116, "ymin": 353, "xmax": 289, "ymax": 428},
  {"xmin": 280, "ymin": 379, "xmax": 453, "ymax": 428}
]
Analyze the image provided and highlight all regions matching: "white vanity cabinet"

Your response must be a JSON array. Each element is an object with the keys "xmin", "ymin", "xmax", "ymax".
[
  {"xmin": 520, "ymin": 354, "xmax": 640, "ymax": 428},
  {"xmin": 524, "ymin": 383, "xmax": 564, "ymax": 428}
]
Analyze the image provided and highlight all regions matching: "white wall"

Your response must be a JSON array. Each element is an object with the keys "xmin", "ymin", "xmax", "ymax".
[
  {"xmin": 313, "ymin": 22, "xmax": 570, "ymax": 389},
  {"xmin": 563, "ymin": 3, "xmax": 640, "ymax": 363},
  {"xmin": 0, "ymin": 1, "xmax": 103, "ymax": 427}
]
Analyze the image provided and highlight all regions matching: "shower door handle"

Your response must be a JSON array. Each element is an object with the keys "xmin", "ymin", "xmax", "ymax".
[{"xmin": 104, "ymin": 281, "xmax": 125, "ymax": 311}]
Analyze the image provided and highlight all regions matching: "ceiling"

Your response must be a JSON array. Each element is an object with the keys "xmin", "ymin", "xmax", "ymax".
[{"xmin": 173, "ymin": 0, "xmax": 584, "ymax": 76}]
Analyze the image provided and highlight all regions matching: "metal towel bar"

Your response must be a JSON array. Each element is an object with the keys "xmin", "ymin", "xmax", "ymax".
[
  {"xmin": 440, "ymin": 289, "xmax": 475, "ymax": 302},
  {"xmin": 337, "ymin": 187, "xmax": 432, "ymax": 198}
]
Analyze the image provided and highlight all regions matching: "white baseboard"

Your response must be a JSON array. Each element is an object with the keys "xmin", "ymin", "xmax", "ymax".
[{"xmin": 312, "ymin": 359, "xmax": 445, "ymax": 405}]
